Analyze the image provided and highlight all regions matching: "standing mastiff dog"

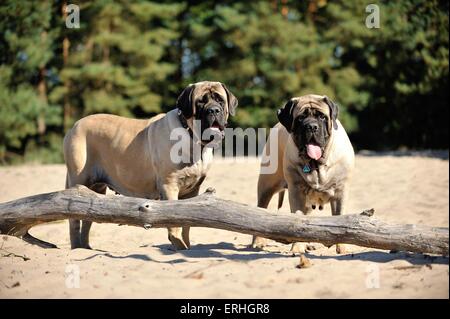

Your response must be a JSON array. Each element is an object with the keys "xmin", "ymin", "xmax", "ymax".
[
  {"xmin": 252, "ymin": 94, "xmax": 354, "ymax": 253},
  {"xmin": 64, "ymin": 81, "xmax": 238, "ymax": 250}
]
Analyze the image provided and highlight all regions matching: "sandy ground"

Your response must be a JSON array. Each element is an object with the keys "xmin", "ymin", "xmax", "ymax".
[{"xmin": 0, "ymin": 152, "xmax": 448, "ymax": 298}]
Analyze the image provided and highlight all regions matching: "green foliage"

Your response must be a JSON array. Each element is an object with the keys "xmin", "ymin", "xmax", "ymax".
[
  {"xmin": 0, "ymin": 0, "xmax": 448, "ymax": 164},
  {"xmin": 321, "ymin": 0, "xmax": 449, "ymax": 148},
  {"xmin": 0, "ymin": 0, "xmax": 61, "ymax": 163},
  {"xmin": 57, "ymin": 0, "xmax": 183, "ymax": 118},
  {"xmin": 179, "ymin": 1, "xmax": 371, "ymax": 132}
]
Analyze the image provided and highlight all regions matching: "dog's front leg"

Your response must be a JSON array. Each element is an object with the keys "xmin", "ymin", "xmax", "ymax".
[
  {"xmin": 178, "ymin": 186, "xmax": 202, "ymax": 249},
  {"xmin": 331, "ymin": 189, "xmax": 348, "ymax": 254},
  {"xmin": 287, "ymin": 186, "xmax": 311, "ymax": 254},
  {"xmin": 69, "ymin": 219, "xmax": 81, "ymax": 249},
  {"xmin": 159, "ymin": 183, "xmax": 189, "ymax": 251}
]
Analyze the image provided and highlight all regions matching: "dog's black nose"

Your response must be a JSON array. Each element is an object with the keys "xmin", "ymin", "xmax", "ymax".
[
  {"xmin": 306, "ymin": 123, "xmax": 319, "ymax": 132},
  {"xmin": 207, "ymin": 106, "xmax": 222, "ymax": 115}
]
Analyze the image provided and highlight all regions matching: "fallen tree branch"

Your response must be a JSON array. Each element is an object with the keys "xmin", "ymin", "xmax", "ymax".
[{"xmin": 0, "ymin": 186, "xmax": 448, "ymax": 255}]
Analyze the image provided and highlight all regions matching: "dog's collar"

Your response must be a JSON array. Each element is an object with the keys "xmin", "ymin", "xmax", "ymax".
[
  {"xmin": 302, "ymin": 159, "xmax": 322, "ymax": 173},
  {"xmin": 177, "ymin": 110, "xmax": 191, "ymax": 131},
  {"xmin": 298, "ymin": 145, "xmax": 326, "ymax": 173},
  {"xmin": 177, "ymin": 110, "xmax": 196, "ymax": 141},
  {"xmin": 178, "ymin": 110, "xmax": 210, "ymax": 147}
]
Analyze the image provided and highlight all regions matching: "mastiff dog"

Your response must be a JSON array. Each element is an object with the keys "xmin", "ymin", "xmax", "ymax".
[
  {"xmin": 252, "ymin": 94, "xmax": 354, "ymax": 253},
  {"xmin": 64, "ymin": 81, "xmax": 238, "ymax": 250}
]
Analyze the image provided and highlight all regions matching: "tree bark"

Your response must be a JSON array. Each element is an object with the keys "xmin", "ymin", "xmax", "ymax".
[
  {"xmin": 62, "ymin": 1, "xmax": 71, "ymax": 132},
  {"xmin": 0, "ymin": 186, "xmax": 447, "ymax": 256},
  {"xmin": 37, "ymin": 31, "xmax": 48, "ymax": 136}
]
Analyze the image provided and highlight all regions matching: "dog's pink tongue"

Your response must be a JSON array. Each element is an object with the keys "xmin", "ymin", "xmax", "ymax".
[{"xmin": 306, "ymin": 144, "xmax": 322, "ymax": 160}]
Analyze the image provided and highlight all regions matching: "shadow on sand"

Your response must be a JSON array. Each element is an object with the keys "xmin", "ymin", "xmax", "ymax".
[
  {"xmin": 304, "ymin": 250, "xmax": 449, "ymax": 266},
  {"xmin": 70, "ymin": 241, "xmax": 448, "ymax": 266},
  {"xmin": 154, "ymin": 241, "xmax": 449, "ymax": 265}
]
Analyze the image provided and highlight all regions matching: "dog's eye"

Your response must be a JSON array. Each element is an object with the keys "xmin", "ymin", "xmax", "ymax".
[
  {"xmin": 197, "ymin": 96, "xmax": 208, "ymax": 107},
  {"xmin": 318, "ymin": 114, "xmax": 326, "ymax": 120},
  {"xmin": 213, "ymin": 94, "xmax": 224, "ymax": 105}
]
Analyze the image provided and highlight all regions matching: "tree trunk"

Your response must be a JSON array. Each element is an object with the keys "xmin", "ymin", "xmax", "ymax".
[
  {"xmin": 62, "ymin": 1, "xmax": 71, "ymax": 132},
  {"xmin": 281, "ymin": 0, "xmax": 288, "ymax": 18},
  {"xmin": 37, "ymin": 31, "xmax": 48, "ymax": 136},
  {"xmin": 0, "ymin": 186, "xmax": 447, "ymax": 256}
]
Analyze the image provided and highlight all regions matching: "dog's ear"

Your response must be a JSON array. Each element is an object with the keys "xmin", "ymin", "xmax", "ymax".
[
  {"xmin": 323, "ymin": 96, "xmax": 339, "ymax": 130},
  {"xmin": 277, "ymin": 99, "xmax": 296, "ymax": 132},
  {"xmin": 221, "ymin": 83, "xmax": 238, "ymax": 116},
  {"xmin": 176, "ymin": 84, "xmax": 195, "ymax": 118}
]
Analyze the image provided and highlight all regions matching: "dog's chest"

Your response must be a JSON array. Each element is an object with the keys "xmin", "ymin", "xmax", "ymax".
[
  {"xmin": 177, "ymin": 165, "xmax": 207, "ymax": 190},
  {"xmin": 300, "ymin": 165, "xmax": 336, "ymax": 196},
  {"xmin": 177, "ymin": 149, "xmax": 213, "ymax": 193}
]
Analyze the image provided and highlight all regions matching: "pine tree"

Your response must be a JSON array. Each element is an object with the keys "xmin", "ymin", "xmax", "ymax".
[
  {"xmin": 52, "ymin": 0, "xmax": 183, "ymax": 125},
  {"xmin": 0, "ymin": 0, "xmax": 61, "ymax": 163},
  {"xmin": 321, "ymin": 0, "xmax": 449, "ymax": 148},
  {"xmin": 0, "ymin": 0, "xmax": 448, "ymax": 163},
  {"xmin": 179, "ymin": 1, "xmax": 364, "ymax": 131}
]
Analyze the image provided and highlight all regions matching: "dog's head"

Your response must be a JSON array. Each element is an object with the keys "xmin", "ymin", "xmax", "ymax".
[
  {"xmin": 277, "ymin": 94, "xmax": 339, "ymax": 161},
  {"xmin": 176, "ymin": 81, "xmax": 238, "ymax": 143}
]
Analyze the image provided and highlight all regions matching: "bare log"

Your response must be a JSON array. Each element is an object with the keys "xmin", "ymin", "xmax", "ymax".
[{"xmin": 0, "ymin": 185, "xmax": 447, "ymax": 255}]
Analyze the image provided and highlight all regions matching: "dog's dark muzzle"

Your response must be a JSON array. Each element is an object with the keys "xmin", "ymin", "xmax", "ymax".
[
  {"xmin": 206, "ymin": 105, "xmax": 222, "ymax": 116},
  {"xmin": 203, "ymin": 104, "xmax": 226, "ymax": 130},
  {"xmin": 300, "ymin": 119, "xmax": 322, "ymax": 142},
  {"xmin": 199, "ymin": 104, "xmax": 226, "ymax": 145}
]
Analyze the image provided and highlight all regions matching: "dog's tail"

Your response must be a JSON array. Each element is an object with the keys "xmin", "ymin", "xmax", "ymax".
[{"xmin": 277, "ymin": 190, "xmax": 285, "ymax": 210}]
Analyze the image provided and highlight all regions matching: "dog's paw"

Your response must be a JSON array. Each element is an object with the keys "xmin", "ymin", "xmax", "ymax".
[
  {"xmin": 290, "ymin": 242, "xmax": 306, "ymax": 254},
  {"xmin": 335, "ymin": 243, "xmax": 346, "ymax": 254},
  {"xmin": 250, "ymin": 236, "xmax": 267, "ymax": 250}
]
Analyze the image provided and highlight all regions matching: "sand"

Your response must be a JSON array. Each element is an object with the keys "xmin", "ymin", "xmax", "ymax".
[{"xmin": 0, "ymin": 152, "xmax": 448, "ymax": 298}]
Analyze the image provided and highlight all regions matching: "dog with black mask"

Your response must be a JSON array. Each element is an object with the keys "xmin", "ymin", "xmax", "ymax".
[
  {"xmin": 252, "ymin": 94, "xmax": 354, "ymax": 254},
  {"xmin": 64, "ymin": 81, "xmax": 238, "ymax": 251}
]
